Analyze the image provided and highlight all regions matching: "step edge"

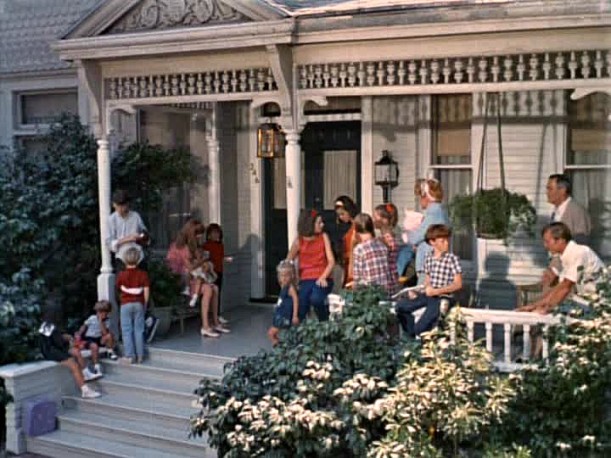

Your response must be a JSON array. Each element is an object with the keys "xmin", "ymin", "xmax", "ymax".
[
  {"xmin": 98, "ymin": 379, "xmax": 197, "ymax": 398},
  {"xmin": 63, "ymin": 395, "xmax": 195, "ymax": 421},
  {"xmin": 28, "ymin": 433, "xmax": 134, "ymax": 458},
  {"xmin": 102, "ymin": 360, "xmax": 222, "ymax": 380}
]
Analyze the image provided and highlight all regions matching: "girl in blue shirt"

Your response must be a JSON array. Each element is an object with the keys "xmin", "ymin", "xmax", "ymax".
[{"xmin": 267, "ymin": 260, "xmax": 300, "ymax": 346}]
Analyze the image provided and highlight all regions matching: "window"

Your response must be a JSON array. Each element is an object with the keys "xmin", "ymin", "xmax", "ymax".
[
  {"xmin": 430, "ymin": 94, "xmax": 473, "ymax": 261},
  {"xmin": 19, "ymin": 91, "xmax": 78, "ymax": 126},
  {"xmin": 566, "ymin": 92, "xmax": 611, "ymax": 259}
]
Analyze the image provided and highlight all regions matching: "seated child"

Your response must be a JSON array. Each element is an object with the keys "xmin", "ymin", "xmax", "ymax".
[
  {"xmin": 395, "ymin": 224, "xmax": 462, "ymax": 338},
  {"xmin": 39, "ymin": 312, "xmax": 102, "ymax": 398},
  {"xmin": 75, "ymin": 300, "xmax": 118, "ymax": 377},
  {"xmin": 189, "ymin": 250, "xmax": 218, "ymax": 308},
  {"xmin": 267, "ymin": 260, "xmax": 300, "ymax": 346}
]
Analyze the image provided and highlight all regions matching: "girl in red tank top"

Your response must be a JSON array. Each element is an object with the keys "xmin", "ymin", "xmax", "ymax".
[{"xmin": 287, "ymin": 209, "xmax": 335, "ymax": 322}]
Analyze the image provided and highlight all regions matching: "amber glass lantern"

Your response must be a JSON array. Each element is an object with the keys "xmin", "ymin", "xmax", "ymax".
[{"xmin": 257, "ymin": 122, "xmax": 285, "ymax": 159}]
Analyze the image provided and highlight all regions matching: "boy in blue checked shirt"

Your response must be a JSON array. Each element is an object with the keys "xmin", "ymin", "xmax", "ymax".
[{"xmin": 396, "ymin": 224, "xmax": 462, "ymax": 338}]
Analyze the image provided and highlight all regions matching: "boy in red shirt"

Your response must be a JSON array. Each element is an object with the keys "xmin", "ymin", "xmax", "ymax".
[{"xmin": 116, "ymin": 247, "xmax": 150, "ymax": 364}]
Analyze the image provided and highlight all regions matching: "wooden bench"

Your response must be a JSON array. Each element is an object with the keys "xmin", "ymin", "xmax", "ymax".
[{"xmin": 171, "ymin": 293, "xmax": 199, "ymax": 334}]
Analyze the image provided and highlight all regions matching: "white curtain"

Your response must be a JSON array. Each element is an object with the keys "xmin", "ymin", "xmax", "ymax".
[{"xmin": 323, "ymin": 150, "xmax": 357, "ymax": 210}]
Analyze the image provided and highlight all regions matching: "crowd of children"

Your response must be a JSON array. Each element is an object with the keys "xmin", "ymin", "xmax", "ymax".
[{"xmin": 267, "ymin": 179, "xmax": 461, "ymax": 347}]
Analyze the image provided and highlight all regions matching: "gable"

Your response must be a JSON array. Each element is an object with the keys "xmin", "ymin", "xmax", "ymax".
[
  {"xmin": 106, "ymin": 0, "xmax": 248, "ymax": 34},
  {"xmin": 63, "ymin": 0, "xmax": 286, "ymax": 39}
]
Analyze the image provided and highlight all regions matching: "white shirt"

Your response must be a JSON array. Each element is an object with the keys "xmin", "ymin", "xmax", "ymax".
[
  {"xmin": 106, "ymin": 210, "xmax": 146, "ymax": 263},
  {"xmin": 552, "ymin": 197, "xmax": 571, "ymax": 222},
  {"xmin": 84, "ymin": 315, "xmax": 109, "ymax": 338},
  {"xmin": 559, "ymin": 240, "xmax": 604, "ymax": 300}
]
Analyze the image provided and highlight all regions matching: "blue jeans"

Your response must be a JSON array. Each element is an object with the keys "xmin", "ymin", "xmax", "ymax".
[
  {"xmin": 396, "ymin": 295, "xmax": 441, "ymax": 338},
  {"xmin": 396, "ymin": 244, "xmax": 415, "ymax": 277},
  {"xmin": 121, "ymin": 302, "xmax": 145, "ymax": 359},
  {"xmin": 298, "ymin": 279, "xmax": 333, "ymax": 322}
]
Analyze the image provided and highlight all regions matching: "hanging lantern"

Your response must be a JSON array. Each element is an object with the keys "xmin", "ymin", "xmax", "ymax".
[
  {"xmin": 257, "ymin": 122, "xmax": 285, "ymax": 159},
  {"xmin": 374, "ymin": 150, "xmax": 400, "ymax": 202}
]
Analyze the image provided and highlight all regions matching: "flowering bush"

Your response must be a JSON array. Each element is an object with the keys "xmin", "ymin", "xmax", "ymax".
[
  {"xmin": 494, "ymin": 265, "xmax": 611, "ymax": 456},
  {"xmin": 191, "ymin": 289, "xmax": 517, "ymax": 456}
]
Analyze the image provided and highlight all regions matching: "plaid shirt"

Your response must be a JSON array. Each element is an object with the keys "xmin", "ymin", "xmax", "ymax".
[
  {"xmin": 424, "ymin": 251, "xmax": 462, "ymax": 289},
  {"xmin": 353, "ymin": 238, "xmax": 395, "ymax": 293}
]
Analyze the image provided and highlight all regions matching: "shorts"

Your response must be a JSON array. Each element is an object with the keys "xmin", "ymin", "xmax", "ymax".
[
  {"xmin": 83, "ymin": 336, "xmax": 102, "ymax": 348},
  {"xmin": 43, "ymin": 348, "xmax": 71, "ymax": 363}
]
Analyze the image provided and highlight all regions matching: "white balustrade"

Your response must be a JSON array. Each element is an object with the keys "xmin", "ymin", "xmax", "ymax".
[{"xmin": 298, "ymin": 49, "xmax": 610, "ymax": 90}]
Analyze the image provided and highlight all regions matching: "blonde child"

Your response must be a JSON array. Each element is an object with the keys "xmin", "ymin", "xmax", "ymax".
[
  {"xmin": 267, "ymin": 260, "xmax": 299, "ymax": 346},
  {"xmin": 75, "ymin": 300, "xmax": 118, "ymax": 376},
  {"xmin": 116, "ymin": 247, "xmax": 150, "ymax": 364}
]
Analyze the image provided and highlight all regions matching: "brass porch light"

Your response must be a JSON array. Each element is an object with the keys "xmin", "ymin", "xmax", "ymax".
[
  {"xmin": 374, "ymin": 150, "xmax": 400, "ymax": 203},
  {"xmin": 257, "ymin": 122, "xmax": 285, "ymax": 159}
]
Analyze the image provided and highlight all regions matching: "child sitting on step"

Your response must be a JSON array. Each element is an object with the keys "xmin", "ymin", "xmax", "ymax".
[
  {"xmin": 75, "ymin": 300, "xmax": 118, "ymax": 377},
  {"xmin": 39, "ymin": 311, "xmax": 102, "ymax": 398}
]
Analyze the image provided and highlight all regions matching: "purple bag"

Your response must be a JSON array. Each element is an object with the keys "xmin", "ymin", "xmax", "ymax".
[{"xmin": 23, "ymin": 397, "xmax": 57, "ymax": 436}]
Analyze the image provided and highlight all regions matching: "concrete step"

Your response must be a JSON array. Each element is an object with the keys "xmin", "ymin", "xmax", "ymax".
[
  {"xmin": 99, "ymin": 361, "xmax": 205, "ymax": 394},
  {"xmin": 57, "ymin": 410, "xmax": 210, "ymax": 457},
  {"xmin": 146, "ymin": 347, "xmax": 234, "ymax": 377},
  {"xmin": 92, "ymin": 379, "xmax": 197, "ymax": 410},
  {"xmin": 27, "ymin": 429, "xmax": 191, "ymax": 458}
]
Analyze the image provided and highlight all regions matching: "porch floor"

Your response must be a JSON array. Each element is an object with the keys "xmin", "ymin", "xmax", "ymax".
[{"xmin": 150, "ymin": 303, "xmax": 274, "ymax": 358}]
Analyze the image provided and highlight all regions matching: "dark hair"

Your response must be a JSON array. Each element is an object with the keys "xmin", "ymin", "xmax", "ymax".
[
  {"xmin": 542, "ymin": 222, "xmax": 572, "ymax": 242},
  {"xmin": 425, "ymin": 224, "xmax": 452, "ymax": 243},
  {"xmin": 334, "ymin": 195, "xmax": 358, "ymax": 218},
  {"xmin": 297, "ymin": 209, "xmax": 320, "ymax": 237},
  {"xmin": 206, "ymin": 223, "xmax": 223, "ymax": 242},
  {"xmin": 548, "ymin": 173, "xmax": 572, "ymax": 196},
  {"xmin": 112, "ymin": 189, "xmax": 130, "ymax": 205},
  {"xmin": 353, "ymin": 213, "xmax": 375, "ymax": 236},
  {"xmin": 374, "ymin": 203, "xmax": 398, "ymax": 228}
]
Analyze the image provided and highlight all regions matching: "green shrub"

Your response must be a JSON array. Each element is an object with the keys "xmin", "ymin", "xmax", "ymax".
[
  {"xmin": 147, "ymin": 258, "xmax": 184, "ymax": 310},
  {"xmin": 493, "ymin": 266, "xmax": 611, "ymax": 456}
]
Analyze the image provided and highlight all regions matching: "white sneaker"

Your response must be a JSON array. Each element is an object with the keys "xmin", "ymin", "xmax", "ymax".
[
  {"xmin": 94, "ymin": 364, "xmax": 103, "ymax": 376},
  {"xmin": 82, "ymin": 367, "xmax": 102, "ymax": 382},
  {"xmin": 81, "ymin": 385, "xmax": 101, "ymax": 399},
  {"xmin": 107, "ymin": 349, "xmax": 118, "ymax": 361},
  {"xmin": 200, "ymin": 328, "xmax": 220, "ymax": 338},
  {"xmin": 189, "ymin": 294, "xmax": 199, "ymax": 308},
  {"xmin": 218, "ymin": 316, "xmax": 229, "ymax": 325},
  {"xmin": 182, "ymin": 286, "xmax": 190, "ymax": 296}
]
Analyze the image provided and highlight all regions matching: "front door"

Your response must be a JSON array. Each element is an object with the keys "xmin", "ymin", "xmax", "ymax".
[{"xmin": 263, "ymin": 121, "xmax": 361, "ymax": 296}]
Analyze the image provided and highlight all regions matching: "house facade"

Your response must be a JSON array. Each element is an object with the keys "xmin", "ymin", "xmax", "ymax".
[{"xmin": 6, "ymin": 0, "xmax": 610, "ymax": 310}]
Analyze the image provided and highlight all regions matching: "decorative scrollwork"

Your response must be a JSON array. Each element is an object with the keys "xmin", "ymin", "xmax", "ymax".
[{"xmin": 108, "ymin": 0, "xmax": 245, "ymax": 34}]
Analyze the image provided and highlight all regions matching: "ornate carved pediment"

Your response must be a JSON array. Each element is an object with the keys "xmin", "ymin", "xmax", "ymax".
[{"xmin": 107, "ymin": 0, "xmax": 248, "ymax": 34}]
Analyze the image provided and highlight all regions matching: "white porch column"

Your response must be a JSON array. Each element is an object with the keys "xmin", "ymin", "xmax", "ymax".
[
  {"xmin": 96, "ymin": 137, "xmax": 118, "ymax": 336},
  {"xmin": 285, "ymin": 129, "xmax": 301, "ymax": 248},
  {"xmin": 207, "ymin": 103, "xmax": 222, "ymax": 224}
]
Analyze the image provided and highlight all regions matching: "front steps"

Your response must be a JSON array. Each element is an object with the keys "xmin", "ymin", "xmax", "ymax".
[{"xmin": 27, "ymin": 348, "xmax": 233, "ymax": 458}]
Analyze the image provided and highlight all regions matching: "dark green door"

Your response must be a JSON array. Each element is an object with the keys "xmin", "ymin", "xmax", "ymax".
[{"xmin": 264, "ymin": 121, "xmax": 361, "ymax": 296}]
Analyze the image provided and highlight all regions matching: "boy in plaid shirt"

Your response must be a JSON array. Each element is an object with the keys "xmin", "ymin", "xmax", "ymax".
[{"xmin": 396, "ymin": 224, "xmax": 462, "ymax": 338}]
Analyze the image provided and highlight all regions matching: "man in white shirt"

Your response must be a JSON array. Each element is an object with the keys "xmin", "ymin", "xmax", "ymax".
[{"xmin": 518, "ymin": 222, "xmax": 604, "ymax": 314}]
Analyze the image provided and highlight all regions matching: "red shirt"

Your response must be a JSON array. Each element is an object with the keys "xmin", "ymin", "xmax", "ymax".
[
  {"xmin": 202, "ymin": 241, "xmax": 225, "ymax": 273},
  {"xmin": 117, "ymin": 268, "xmax": 150, "ymax": 305},
  {"xmin": 299, "ymin": 235, "xmax": 329, "ymax": 280}
]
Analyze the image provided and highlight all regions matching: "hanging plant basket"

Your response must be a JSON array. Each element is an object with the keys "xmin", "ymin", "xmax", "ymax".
[{"xmin": 449, "ymin": 188, "xmax": 537, "ymax": 241}]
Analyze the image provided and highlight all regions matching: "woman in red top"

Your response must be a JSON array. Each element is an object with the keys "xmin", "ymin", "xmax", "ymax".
[
  {"xmin": 334, "ymin": 196, "xmax": 358, "ymax": 286},
  {"xmin": 287, "ymin": 209, "xmax": 335, "ymax": 321}
]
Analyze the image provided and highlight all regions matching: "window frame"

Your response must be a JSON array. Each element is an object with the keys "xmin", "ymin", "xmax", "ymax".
[
  {"xmin": 14, "ymin": 89, "xmax": 78, "ymax": 132},
  {"xmin": 426, "ymin": 93, "xmax": 476, "ymax": 268}
]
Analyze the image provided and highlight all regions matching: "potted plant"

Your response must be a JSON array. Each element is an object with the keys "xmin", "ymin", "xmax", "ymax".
[
  {"xmin": 449, "ymin": 188, "xmax": 537, "ymax": 240},
  {"xmin": 147, "ymin": 258, "xmax": 184, "ymax": 337}
]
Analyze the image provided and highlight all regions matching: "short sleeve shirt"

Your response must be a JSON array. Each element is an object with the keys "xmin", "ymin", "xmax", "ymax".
[
  {"xmin": 117, "ymin": 268, "xmax": 150, "ymax": 305},
  {"xmin": 559, "ymin": 240, "xmax": 604, "ymax": 297},
  {"xmin": 83, "ymin": 315, "xmax": 109, "ymax": 339},
  {"xmin": 353, "ymin": 238, "xmax": 395, "ymax": 294},
  {"xmin": 424, "ymin": 251, "xmax": 462, "ymax": 289}
]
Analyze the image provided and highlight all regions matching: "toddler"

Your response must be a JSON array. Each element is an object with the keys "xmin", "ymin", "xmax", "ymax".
[
  {"xmin": 267, "ymin": 260, "xmax": 300, "ymax": 346},
  {"xmin": 189, "ymin": 250, "xmax": 217, "ymax": 308},
  {"xmin": 116, "ymin": 247, "xmax": 150, "ymax": 364},
  {"xmin": 75, "ymin": 300, "xmax": 118, "ymax": 377}
]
